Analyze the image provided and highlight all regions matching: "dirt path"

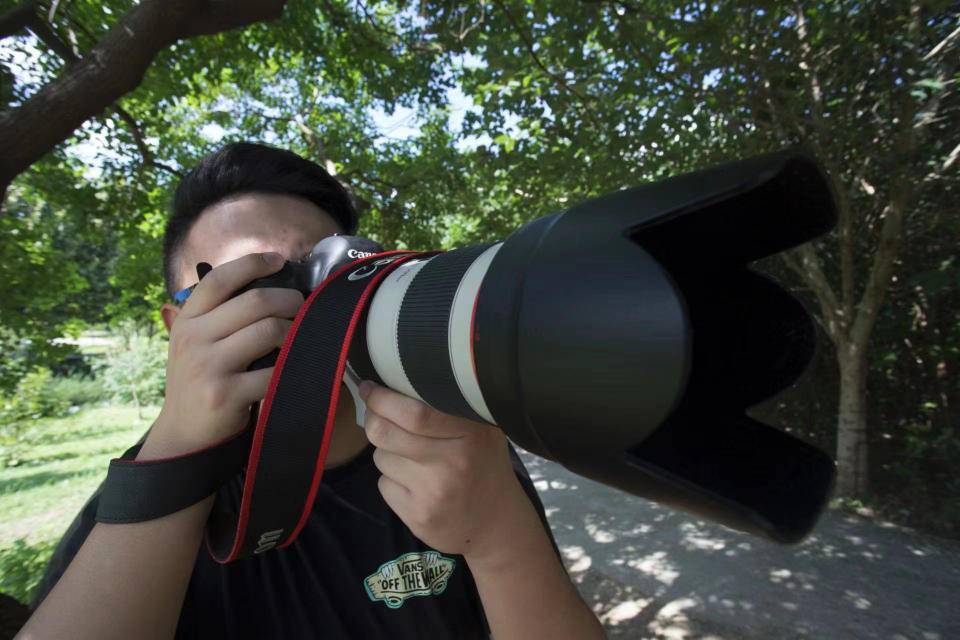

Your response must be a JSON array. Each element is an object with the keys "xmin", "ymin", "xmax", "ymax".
[{"xmin": 518, "ymin": 451, "xmax": 960, "ymax": 640}]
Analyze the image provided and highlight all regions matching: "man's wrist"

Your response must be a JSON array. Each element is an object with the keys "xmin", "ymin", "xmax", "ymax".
[
  {"xmin": 136, "ymin": 411, "xmax": 205, "ymax": 460},
  {"xmin": 137, "ymin": 406, "xmax": 252, "ymax": 460},
  {"xmin": 462, "ymin": 479, "xmax": 548, "ymax": 572}
]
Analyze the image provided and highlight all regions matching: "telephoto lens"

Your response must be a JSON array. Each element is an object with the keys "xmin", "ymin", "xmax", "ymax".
[{"xmin": 347, "ymin": 149, "xmax": 838, "ymax": 544}]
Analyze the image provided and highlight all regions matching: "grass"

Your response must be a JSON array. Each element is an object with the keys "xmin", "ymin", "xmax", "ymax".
[{"xmin": 0, "ymin": 405, "xmax": 158, "ymax": 603}]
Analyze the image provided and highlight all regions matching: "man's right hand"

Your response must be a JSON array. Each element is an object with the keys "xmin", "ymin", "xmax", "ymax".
[{"xmin": 140, "ymin": 252, "xmax": 305, "ymax": 459}]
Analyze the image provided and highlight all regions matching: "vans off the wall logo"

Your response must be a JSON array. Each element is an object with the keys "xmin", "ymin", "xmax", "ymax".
[{"xmin": 364, "ymin": 551, "xmax": 456, "ymax": 609}]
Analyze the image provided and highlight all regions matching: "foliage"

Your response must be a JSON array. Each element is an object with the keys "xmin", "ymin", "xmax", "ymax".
[
  {"xmin": 427, "ymin": 0, "xmax": 958, "ymax": 489},
  {"xmin": 0, "ymin": 369, "xmax": 109, "ymax": 427},
  {"xmin": 42, "ymin": 375, "xmax": 110, "ymax": 413},
  {"xmin": 865, "ymin": 230, "xmax": 960, "ymax": 537},
  {"xmin": 0, "ymin": 1, "xmax": 957, "ymax": 531},
  {"xmin": 0, "ymin": 538, "xmax": 56, "ymax": 604},
  {"xmin": 0, "ymin": 368, "xmax": 56, "ymax": 432},
  {"xmin": 95, "ymin": 326, "xmax": 167, "ymax": 407},
  {"xmin": 0, "ymin": 188, "xmax": 91, "ymax": 393},
  {"xmin": 0, "ymin": 367, "xmax": 110, "ymax": 470}
]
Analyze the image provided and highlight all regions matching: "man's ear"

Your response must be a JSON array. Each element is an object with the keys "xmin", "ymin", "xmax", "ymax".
[{"xmin": 160, "ymin": 303, "xmax": 180, "ymax": 334}]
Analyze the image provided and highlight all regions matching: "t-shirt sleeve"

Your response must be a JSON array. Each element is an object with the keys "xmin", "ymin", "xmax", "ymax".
[
  {"xmin": 30, "ymin": 482, "xmax": 102, "ymax": 609},
  {"xmin": 506, "ymin": 443, "xmax": 562, "ymax": 561}
]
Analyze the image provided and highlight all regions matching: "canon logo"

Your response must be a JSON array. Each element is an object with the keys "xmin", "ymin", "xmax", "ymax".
[{"xmin": 348, "ymin": 249, "xmax": 376, "ymax": 259}]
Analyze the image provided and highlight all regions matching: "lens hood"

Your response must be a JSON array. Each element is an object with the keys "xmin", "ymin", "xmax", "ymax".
[{"xmin": 473, "ymin": 149, "xmax": 837, "ymax": 543}]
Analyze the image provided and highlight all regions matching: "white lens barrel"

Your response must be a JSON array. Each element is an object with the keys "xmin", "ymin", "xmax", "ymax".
[
  {"xmin": 365, "ymin": 258, "xmax": 431, "ymax": 401},
  {"xmin": 447, "ymin": 244, "xmax": 501, "ymax": 423},
  {"xmin": 362, "ymin": 243, "xmax": 503, "ymax": 425}
]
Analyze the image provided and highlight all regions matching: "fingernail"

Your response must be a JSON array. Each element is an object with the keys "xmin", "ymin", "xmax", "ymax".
[
  {"xmin": 262, "ymin": 252, "xmax": 284, "ymax": 266},
  {"xmin": 358, "ymin": 380, "xmax": 374, "ymax": 399}
]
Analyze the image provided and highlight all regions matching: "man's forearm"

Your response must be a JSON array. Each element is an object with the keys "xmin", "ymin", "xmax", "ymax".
[
  {"xmin": 465, "ymin": 487, "xmax": 604, "ymax": 640},
  {"xmin": 20, "ymin": 428, "xmax": 211, "ymax": 640}
]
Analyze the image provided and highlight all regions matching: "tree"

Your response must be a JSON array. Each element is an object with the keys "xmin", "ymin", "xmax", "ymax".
[
  {"xmin": 415, "ymin": 1, "xmax": 958, "ymax": 498},
  {"xmin": 1, "ymin": 0, "xmax": 957, "ymax": 505},
  {"xmin": 0, "ymin": 0, "xmax": 468, "ymax": 390}
]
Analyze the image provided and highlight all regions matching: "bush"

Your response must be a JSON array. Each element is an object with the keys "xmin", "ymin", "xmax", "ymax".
[
  {"xmin": 0, "ymin": 326, "xmax": 167, "ymax": 441},
  {"xmin": 50, "ymin": 351, "xmax": 94, "ymax": 379},
  {"xmin": 0, "ymin": 368, "xmax": 55, "ymax": 430},
  {"xmin": 0, "ymin": 538, "xmax": 56, "ymax": 604},
  {"xmin": 43, "ymin": 376, "xmax": 109, "ymax": 413},
  {"xmin": 96, "ymin": 331, "xmax": 167, "ymax": 408},
  {"xmin": 0, "ymin": 328, "xmax": 75, "ymax": 399},
  {"xmin": 0, "ymin": 370, "xmax": 110, "ymax": 465},
  {"xmin": 0, "ymin": 370, "xmax": 110, "ymax": 429},
  {"xmin": 871, "ymin": 418, "xmax": 960, "ymax": 539}
]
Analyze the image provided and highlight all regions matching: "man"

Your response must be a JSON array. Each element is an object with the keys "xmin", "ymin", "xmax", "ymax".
[{"xmin": 23, "ymin": 143, "xmax": 604, "ymax": 639}]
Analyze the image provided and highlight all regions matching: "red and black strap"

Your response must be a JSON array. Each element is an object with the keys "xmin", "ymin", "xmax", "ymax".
[{"xmin": 96, "ymin": 250, "xmax": 431, "ymax": 562}]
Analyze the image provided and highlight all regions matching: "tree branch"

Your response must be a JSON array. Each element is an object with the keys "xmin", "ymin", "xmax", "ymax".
[
  {"xmin": 112, "ymin": 104, "xmax": 182, "ymax": 177},
  {"xmin": 294, "ymin": 120, "xmax": 338, "ymax": 176},
  {"xmin": 290, "ymin": 119, "xmax": 382, "ymax": 216},
  {"xmin": 491, "ymin": 0, "xmax": 601, "ymax": 129},
  {"xmin": 941, "ymin": 140, "xmax": 960, "ymax": 172},
  {"xmin": 452, "ymin": 1, "xmax": 485, "ymax": 42},
  {"xmin": 355, "ymin": 0, "xmax": 405, "ymax": 42},
  {"xmin": 0, "ymin": 0, "xmax": 288, "ymax": 207},
  {"xmin": 174, "ymin": 0, "xmax": 286, "ymax": 39},
  {"xmin": 781, "ymin": 242, "xmax": 843, "ymax": 343},
  {"xmin": 849, "ymin": 194, "xmax": 907, "ymax": 350},
  {"xmin": 0, "ymin": 0, "xmax": 34, "ymax": 41},
  {"xmin": 21, "ymin": 3, "xmax": 181, "ymax": 178},
  {"xmin": 24, "ymin": 5, "xmax": 79, "ymax": 61},
  {"xmin": 924, "ymin": 22, "xmax": 960, "ymax": 60},
  {"xmin": 792, "ymin": 4, "xmax": 858, "ymax": 325},
  {"xmin": 848, "ymin": 2, "xmax": 922, "ymax": 351},
  {"xmin": 339, "ymin": 168, "xmax": 418, "ymax": 192}
]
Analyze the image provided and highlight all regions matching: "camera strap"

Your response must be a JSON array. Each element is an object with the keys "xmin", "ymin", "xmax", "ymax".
[{"xmin": 96, "ymin": 250, "xmax": 431, "ymax": 562}]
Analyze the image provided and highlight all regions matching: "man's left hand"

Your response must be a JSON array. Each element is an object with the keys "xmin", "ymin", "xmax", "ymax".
[{"xmin": 358, "ymin": 381, "xmax": 535, "ymax": 562}]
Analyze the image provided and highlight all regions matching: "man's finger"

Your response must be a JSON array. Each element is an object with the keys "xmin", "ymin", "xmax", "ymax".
[
  {"xmin": 201, "ymin": 288, "xmax": 303, "ymax": 341},
  {"xmin": 372, "ymin": 448, "xmax": 423, "ymax": 488},
  {"xmin": 377, "ymin": 474, "xmax": 411, "ymax": 514},
  {"xmin": 180, "ymin": 252, "xmax": 285, "ymax": 319},
  {"xmin": 359, "ymin": 382, "xmax": 472, "ymax": 438},
  {"xmin": 232, "ymin": 367, "xmax": 275, "ymax": 406},
  {"xmin": 364, "ymin": 411, "xmax": 449, "ymax": 460},
  {"xmin": 215, "ymin": 317, "xmax": 292, "ymax": 372}
]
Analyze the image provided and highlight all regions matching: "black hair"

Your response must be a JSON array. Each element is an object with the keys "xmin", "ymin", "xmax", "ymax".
[{"xmin": 162, "ymin": 142, "xmax": 359, "ymax": 296}]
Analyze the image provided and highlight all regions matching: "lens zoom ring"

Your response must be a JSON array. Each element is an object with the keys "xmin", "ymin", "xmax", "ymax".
[{"xmin": 397, "ymin": 245, "xmax": 492, "ymax": 422}]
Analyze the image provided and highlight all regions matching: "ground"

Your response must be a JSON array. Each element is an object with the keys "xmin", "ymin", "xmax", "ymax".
[
  {"xmin": 0, "ymin": 405, "xmax": 155, "ymax": 603},
  {"xmin": 2, "ymin": 406, "xmax": 959, "ymax": 639},
  {"xmin": 517, "ymin": 449, "xmax": 960, "ymax": 639}
]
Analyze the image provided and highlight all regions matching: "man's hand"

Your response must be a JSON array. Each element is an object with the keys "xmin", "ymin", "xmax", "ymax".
[
  {"xmin": 22, "ymin": 253, "xmax": 303, "ymax": 639},
  {"xmin": 359, "ymin": 381, "xmax": 536, "ymax": 563},
  {"xmin": 146, "ymin": 252, "xmax": 304, "ymax": 458},
  {"xmin": 360, "ymin": 382, "xmax": 605, "ymax": 638}
]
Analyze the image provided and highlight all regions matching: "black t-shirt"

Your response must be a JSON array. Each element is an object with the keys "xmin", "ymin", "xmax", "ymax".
[{"xmin": 34, "ymin": 442, "xmax": 557, "ymax": 639}]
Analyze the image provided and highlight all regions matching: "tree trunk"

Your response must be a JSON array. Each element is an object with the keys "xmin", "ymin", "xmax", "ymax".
[
  {"xmin": 130, "ymin": 383, "xmax": 143, "ymax": 421},
  {"xmin": 835, "ymin": 346, "xmax": 869, "ymax": 497}
]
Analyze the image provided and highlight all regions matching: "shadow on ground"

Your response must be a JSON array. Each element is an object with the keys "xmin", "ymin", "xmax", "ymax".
[
  {"xmin": 0, "ymin": 469, "xmax": 100, "ymax": 497},
  {"xmin": 518, "ymin": 450, "xmax": 960, "ymax": 640}
]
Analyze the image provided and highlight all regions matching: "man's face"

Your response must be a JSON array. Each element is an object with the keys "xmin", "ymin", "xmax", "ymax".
[{"xmin": 162, "ymin": 192, "xmax": 341, "ymax": 329}]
